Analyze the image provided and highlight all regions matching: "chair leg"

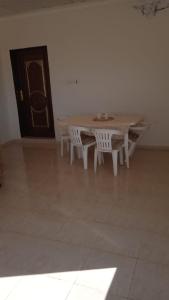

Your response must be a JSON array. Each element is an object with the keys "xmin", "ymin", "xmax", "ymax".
[
  {"xmin": 77, "ymin": 147, "xmax": 82, "ymax": 159},
  {"xmin": 83, "ymin": 147, "xmax": 88, "ymax": 170},
  {"xmin": 124, "ymin": 133, "xmax": 129, "ymax": 168},
  {"xmin": 66, "ymin": 139, "xmax": 69, "ymax": 153},
  {"xmin": 98, "ymin": 152, "xmax": 102, "ymax": 166},
  {"xmin": 61, "ymin": 138, "xmax": 64, "ymax": 157},
  {"xmin": 112, "ymin": 150, "xmax": 118, "ymax": 176},
  {"xmin": 70, "ymin": 143, "xmax": 74, "ymax": 165},
  {"xmin": 101, "ymin": 152, "xmax": 104, "ymax": 164},
  {"xmin": 128, "ymin": 141, "xmax": 136, "ymax": 157},
  {"xmin": 119, "ymin": 148, "xmax": 124, "ymax": 165},
  {"xmin": 94, "ymin": 148, "xmax": 98, "ymax": 173}
]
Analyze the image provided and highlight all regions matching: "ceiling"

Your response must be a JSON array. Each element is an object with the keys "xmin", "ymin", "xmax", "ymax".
[{"xmin": 0, "ymin": 0, "xmax": 105, "ymax": 18}]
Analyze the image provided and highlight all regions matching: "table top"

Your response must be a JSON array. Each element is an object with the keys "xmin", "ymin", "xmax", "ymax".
[{"xmin": 65, "ymin": 114, "xmax": 143, "ymax": 130}]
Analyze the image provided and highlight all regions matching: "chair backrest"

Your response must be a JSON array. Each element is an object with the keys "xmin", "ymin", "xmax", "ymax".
[
  {"xmin": 130, "ymin": 122, "xmax": 150, "ymax": 132},
  {"xmin": 94, "ymin": 128, "xmax": 123, "ymax": 152},
  {"xmin": 69, "ymin": 126, "xmax": 87, "ymax": 146}
]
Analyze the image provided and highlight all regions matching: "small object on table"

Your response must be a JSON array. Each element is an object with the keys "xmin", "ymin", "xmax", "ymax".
[
  {"xmin": 96, "ymin": 112, "xmax": 109, "ymax": 120},
  {"xmin": 97, "ymin": 113, "xmax": 102, "ymax": 119},
  {"xmin": 93, "ymin": 116, "xmax": 114, "ymax": 122}
]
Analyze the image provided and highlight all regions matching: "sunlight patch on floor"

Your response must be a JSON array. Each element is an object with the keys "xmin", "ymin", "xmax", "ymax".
[{"xmin": 0, "ymin": 268, "xmax": 117, "ymax": 300}]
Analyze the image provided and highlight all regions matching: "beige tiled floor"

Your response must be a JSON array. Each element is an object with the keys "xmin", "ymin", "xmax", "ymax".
[{"xmin": 0, "ymin": 142, "xmax": 169, "ymax": 300}]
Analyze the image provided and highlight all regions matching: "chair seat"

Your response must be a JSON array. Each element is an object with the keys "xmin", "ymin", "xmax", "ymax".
[
  {"xmin": 111, "ymin": 140, "xmax": 124, "ymax": 150},
  {"xmin": 128, "ymin": 130, "xmax": 140, "ymax": 142},
  {"xmin": 81, "ymin": 134, "xmax": 96, "ymax": 146}
]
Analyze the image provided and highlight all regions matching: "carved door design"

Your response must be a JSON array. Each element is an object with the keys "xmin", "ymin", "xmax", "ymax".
[{"xmin": 10, "ymin": 46, "xmax": 55, "ymax": 138}]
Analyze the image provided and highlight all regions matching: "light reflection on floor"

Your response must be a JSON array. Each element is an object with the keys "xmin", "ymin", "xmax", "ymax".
[{"xmin": 0, "ymin": 268, "xmax": 117, "ymax": 300}]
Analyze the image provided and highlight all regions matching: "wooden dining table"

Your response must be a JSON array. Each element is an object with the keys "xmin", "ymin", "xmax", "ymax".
[{"xmin": 65, "ymin": 114, "xmax": 143, "ymax": 130}]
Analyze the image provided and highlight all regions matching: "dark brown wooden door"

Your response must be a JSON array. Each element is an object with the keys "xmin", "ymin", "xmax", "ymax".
[{"xmin": 10, "ymin": 46, "xmax": 55, "ymax": 138}]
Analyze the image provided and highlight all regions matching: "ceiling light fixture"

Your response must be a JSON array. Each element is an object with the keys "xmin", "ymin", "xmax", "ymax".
[{"xmin": 133, "ymin": 0, "xmax": 169, "ymax": 16}]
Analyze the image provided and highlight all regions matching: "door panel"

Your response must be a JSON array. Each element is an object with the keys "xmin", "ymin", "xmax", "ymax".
[
  {"xmin": 10, "ymin": 46, "xmax": 55, "ymax": 138},
  {"xmin": 25, "ymin": 59, "xmax": 49, "ymax": 129}
]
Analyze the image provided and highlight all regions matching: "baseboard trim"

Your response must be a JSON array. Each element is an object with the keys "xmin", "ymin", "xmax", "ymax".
[
  {"xmin": 2, "ymin": 139, "xmax": 169, "ymax": 151},
  {"xmin": 2, "ymin": 138, "xmax": 59, "ymax": 148},
  {"xmin": 138, "ymin": 145, "xmax": 169, "ymax": 151},
  {"xmin": 21, "ymin": 137, "xmax": 57, "ymax": 143},
  {"xmin": 1, "ymin": 139, "xmax": 20, "ymax": 147}
]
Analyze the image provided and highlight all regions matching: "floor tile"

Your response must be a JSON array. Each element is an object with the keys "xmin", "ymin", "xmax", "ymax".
[
  {"xmin": 129, "ymin": 260, "xmax": 169, "ymax": 300},
  {"xmin": 0, "ymin": 208, "xmax": 66, "ymax": 241},
  {"xmin": 0, "ymin": 276, "xmax": 21, "ymax": 300},
  {"xmin": 138, "ymin": 232, "xmax": 169, "ymax": 266},
  {"xmin": 67, "ymin": 283, "xmax": 127, "ymax": 300},
  {"xmin": 1, "ymin": 143, "xmax": 169, "ymax": 300},
  {"xmin": 6, "ymin": 275, "xmax": 72, "ymax": 300},
  {"xmin": 57, "ymin": 220, "xmax": 143, "ymax": 258},
  {"xmin": 0, "ymin": 232, "xmax": 89, "ymax": 280},
  {"xmin": 76, "ymin": 250, "xmax": 136, "ymax": 298},
  {"xmin": 102, "ymin": 205, "xmax": 169, "ymax": 236},
  {"xmin": 92, "ymin": 222, "xmax": 143, "ymax": 258},
  {"xmin": 67, "ymin": 284, "xmax": 105, "ymax": 300}
]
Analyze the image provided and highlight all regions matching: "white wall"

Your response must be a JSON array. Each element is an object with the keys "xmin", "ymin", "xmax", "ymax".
[
  {"xmin": 0, "ymin": 0, "xmax": 169, "ymax": 145},
  {"xmin": 0, "ymin": 51, "xmax": 11, "ymax": 143}
]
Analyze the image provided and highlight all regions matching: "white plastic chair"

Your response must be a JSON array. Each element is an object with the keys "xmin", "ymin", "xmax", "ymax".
[
  {"xmin": 56, "ymin": 118, "xmax": 70, "ymax": 157},
  {"xmin": 128, "ymin": 122, "xmax": 150, "ymax": 157},
  {"xmin": 94, "ymin": 129, "xmax": 124, "ymax": 176},
  {"xmin": 69, "ymin": 126, "xmax": 96, "ymax": 170}
]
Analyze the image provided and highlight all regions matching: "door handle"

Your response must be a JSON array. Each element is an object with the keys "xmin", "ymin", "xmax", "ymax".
[{"xmin": 18, "ymin": 89, "xmax": 24, "ymax": 102}]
